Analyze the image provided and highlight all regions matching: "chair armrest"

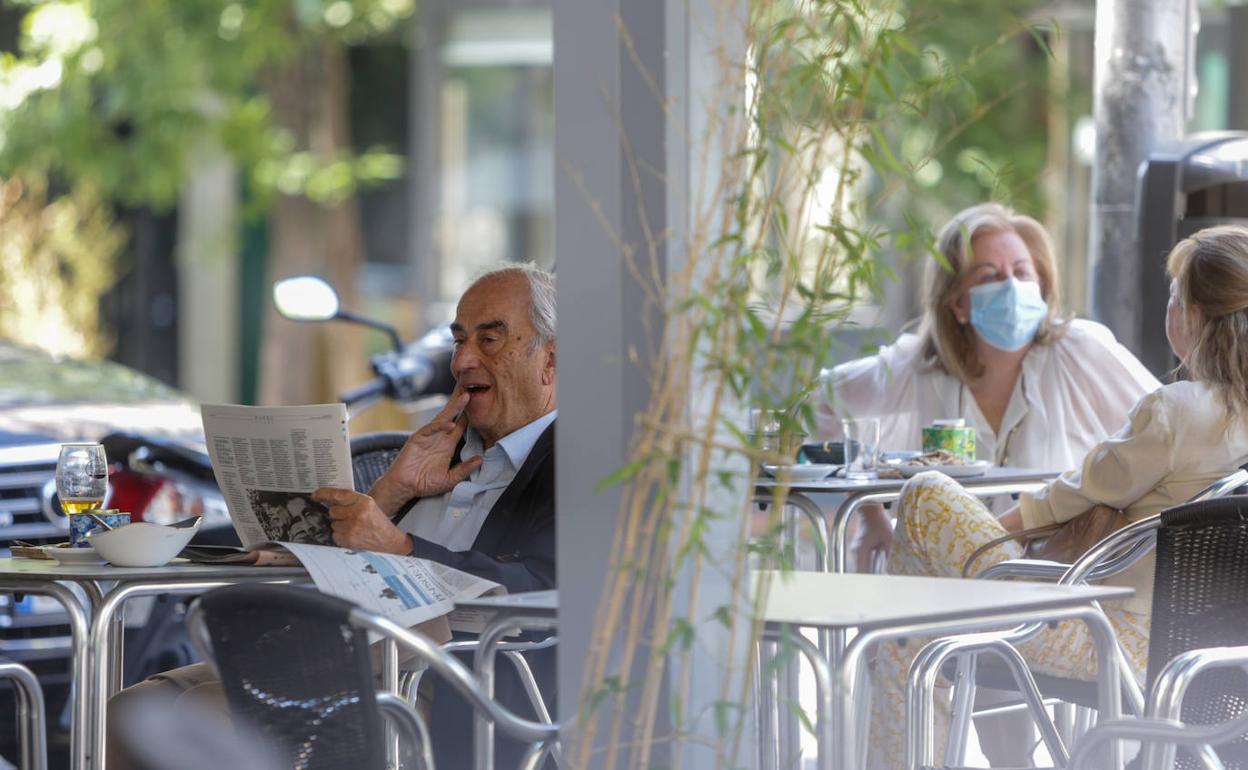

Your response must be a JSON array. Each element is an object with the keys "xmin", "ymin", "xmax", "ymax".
[
  {"xmin": 978, "ymin": 535, "xmax": 1158, "ymax": 583},
  {"xmin": 352, "ymin": 609, "xmax": 559, "ymax": 745},
  {"xmin": 977, "ymin": 558, "xmax": 1070, "ymax": 581}
]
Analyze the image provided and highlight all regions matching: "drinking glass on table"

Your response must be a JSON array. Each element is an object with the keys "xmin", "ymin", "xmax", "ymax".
[
  {"xmin": 842, "ymin": 417, "xmax": 880, "ymax": 481},
  {"xmin": 57, "ymin": 442, "xmax": 108, "ymax": 522}
]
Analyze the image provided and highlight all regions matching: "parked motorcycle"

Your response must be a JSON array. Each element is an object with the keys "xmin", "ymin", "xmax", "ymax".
[{"xmin": 271, "ymin": 275, "xmax": 456, "ymax": 414}]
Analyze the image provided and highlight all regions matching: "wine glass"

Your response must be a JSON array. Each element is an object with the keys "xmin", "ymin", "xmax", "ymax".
[{"xmin": 57, "ymin": 443, "xmax": 109, "ymax": 516}]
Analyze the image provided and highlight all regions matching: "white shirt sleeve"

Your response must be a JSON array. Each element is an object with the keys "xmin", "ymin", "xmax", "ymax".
[
  {"xmin": 1020, "ymin": 388, "xmax": 1174, "ymax": 528},
  {"xmin": 815, "ymin": 335, "xmax": 926, "ymax": 452}
]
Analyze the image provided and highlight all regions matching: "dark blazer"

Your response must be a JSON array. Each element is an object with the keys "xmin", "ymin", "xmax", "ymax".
[
  {"xmin": 400, "ymin": 421, "xmax": 555, "ymax": 594},
  {"xmin": 404, "ymin": 421, "xmax": 556, "ymax": 769}
]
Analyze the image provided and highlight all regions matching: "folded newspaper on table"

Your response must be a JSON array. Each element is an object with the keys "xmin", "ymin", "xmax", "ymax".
[{"xmin": 198, "ymin": 403, "xmax": 505, "ymax": 631}]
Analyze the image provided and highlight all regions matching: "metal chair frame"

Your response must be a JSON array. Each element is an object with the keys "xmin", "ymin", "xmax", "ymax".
[
  {"xmin": 1069, "ymin": 644, "xmax": 1248, "ymax": 770},
  {"xmin": 187, "ymin": 594, "xmax": 559, "ymax": 770},
  {"xmin": 906, "ymin": 469, "xmax": 1248, "ymax": 770},
  {"xmin": 0, "ymin": 661, "xmax": 47, "ymax": 770}
]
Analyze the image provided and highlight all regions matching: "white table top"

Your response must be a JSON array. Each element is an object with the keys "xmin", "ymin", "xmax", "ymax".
[
  {"xmin": 455, "ymin": 589, "xmax": 558, "ymax": 616},
  {"xmin": 0, "ymin": 557, "xmax": 308, "ymax": 582},
  {"xmin": 755, "ymin": 465, "xmax": 1057, "ymax": 493},
  {"xmin": 756, "ymin": 570, "xmax": 1130, "ymax": 630}
]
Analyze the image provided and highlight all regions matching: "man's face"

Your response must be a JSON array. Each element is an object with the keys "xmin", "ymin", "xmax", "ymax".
[{"xmin": 450, "ymin": 274, "xmax": 556, "ymax": 447}]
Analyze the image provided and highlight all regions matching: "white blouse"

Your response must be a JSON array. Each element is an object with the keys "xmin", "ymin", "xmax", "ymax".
[
  {"xmin": 1021, "ymin": 380, "xmax": 1248, "ymax": 614},
  {"xmin": 816, "ymin": 319, "xmax": 1161, "ymax": 473}
]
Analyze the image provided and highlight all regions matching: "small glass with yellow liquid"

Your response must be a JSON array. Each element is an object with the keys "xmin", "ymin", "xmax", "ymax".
[{"xmin": 57, "ymin": 443, "xmax": 109, "ymax": 547}]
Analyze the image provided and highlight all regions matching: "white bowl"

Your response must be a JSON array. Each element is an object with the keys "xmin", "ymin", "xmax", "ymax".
[{"xmin": 86, "ymin": 517, "xmax": 203, "ymax": 568}]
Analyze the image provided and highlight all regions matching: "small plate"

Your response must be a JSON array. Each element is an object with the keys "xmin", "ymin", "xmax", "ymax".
[
  {"xmin": 894, "ymin": 460, "xmax": 992, "ymax": 479},
  {"xmin": 761, "ymin": 463, "xmax": 837, "ymax": 482},
  {"xmin": 44, "ymin": 546, "xmax": 108, "ymax": 566}
]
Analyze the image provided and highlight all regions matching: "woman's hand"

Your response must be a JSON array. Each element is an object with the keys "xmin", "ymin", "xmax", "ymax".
[
  {"xmin": 853, "ymin": 503, "xmax": 894, "ymax": 573},
  {"xmin": 997, "ymin": 503, "xmax": 1024, "ymax": 534}
]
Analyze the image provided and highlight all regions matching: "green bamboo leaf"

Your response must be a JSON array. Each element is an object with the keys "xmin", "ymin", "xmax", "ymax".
[{"xmin": 595, "ymin": 454, "xmax": 652, "ymax": 492}]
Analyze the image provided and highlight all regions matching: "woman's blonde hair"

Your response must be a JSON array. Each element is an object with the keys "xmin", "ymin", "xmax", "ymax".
[
  {"xmin": 918, "ymin": 202, "xmax": 1065, "ymax": 384},
  {"xmin": 1166, "ymin": 224, "xmax": 1248, "ymax": 416}
]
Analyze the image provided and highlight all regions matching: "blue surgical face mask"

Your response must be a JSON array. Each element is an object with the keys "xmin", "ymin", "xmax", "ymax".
[{"xmin": 968, "ymin": 277, "xmax": 1048, "ymax": 352}]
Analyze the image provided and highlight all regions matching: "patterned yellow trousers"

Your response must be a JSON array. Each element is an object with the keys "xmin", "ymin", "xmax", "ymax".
[{"xmin": 866, "ymin": 471, "xmax": 1151, "ymax": 770}]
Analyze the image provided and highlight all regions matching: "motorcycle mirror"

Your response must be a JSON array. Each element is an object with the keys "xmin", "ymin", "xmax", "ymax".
[{"xmin": 273, "ymin": 276, "xmax": 340, "ymax": 322}]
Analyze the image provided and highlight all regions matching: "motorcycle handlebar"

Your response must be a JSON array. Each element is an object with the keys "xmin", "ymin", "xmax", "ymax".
[{"xmin": 340, "ymin": 377, "xmax": 391, "ymax": 407}]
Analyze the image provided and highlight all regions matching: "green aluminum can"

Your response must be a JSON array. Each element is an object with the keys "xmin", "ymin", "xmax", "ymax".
[{"xmin": 921, "ymin": 419, "xmax": 976, "ymax": 463}]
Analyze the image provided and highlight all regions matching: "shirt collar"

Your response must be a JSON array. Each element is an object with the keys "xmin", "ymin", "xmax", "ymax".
[{"xmin": 462, "ymin": 409, "xmax": 557, "ymax": 470}]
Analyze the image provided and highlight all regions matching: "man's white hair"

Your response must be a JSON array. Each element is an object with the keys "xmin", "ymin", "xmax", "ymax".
[{"xmin": 468, "ymin": 263, "xmax": 556, "ymax": 349}]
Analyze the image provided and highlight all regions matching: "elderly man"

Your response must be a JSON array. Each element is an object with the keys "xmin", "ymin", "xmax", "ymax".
[
  {"xmin": 315, "ymin": 263, "xmax": 557, "ymax": 591},
  {"xmin": 106, "ymin": 264, "xmax": 557, "ymax": 769}
]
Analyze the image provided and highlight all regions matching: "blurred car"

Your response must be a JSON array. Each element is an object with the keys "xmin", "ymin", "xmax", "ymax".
[{"xmin": 0, "ymin": 341, "xmax": 229, "ymax": 756}]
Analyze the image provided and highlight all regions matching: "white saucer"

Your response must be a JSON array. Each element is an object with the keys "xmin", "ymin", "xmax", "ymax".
[
  {"xmin": 44, "ymin": 546, "xmax": 108, "ymax": 566},
  {"xmin": 894, "ymin": 460, "xmax": 992, "ymax": 479},
  {"xmin": 761, "ymin": 463, "xmax": 837, "ymax": 482}
]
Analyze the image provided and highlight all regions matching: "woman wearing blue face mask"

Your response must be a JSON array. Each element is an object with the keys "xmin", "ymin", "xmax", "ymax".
[
  {"xmin": 817, "ymin": 202, "xmax": 1161, "ymax": 767},
  {"xmin": 819, "ymin": 203, "xmax": 1159, "ymax": 562}
]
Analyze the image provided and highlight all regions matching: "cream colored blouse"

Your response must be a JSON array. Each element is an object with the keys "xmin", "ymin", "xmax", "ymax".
[
  {"xmin": 817, "ymin": 319, "xmax": 1160, "ymax": 472},
  {"xmin": 1021, "ymin": 380, "xmax": 1248, "ymax": 614}
]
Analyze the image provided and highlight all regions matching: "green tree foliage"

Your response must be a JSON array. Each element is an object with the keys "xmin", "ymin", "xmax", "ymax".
[
  {"xmin": 880, "ymin": 0, "xmax": 1058, "ymax": 215},
  {"xmin": 0, "ymin": 174, "xmax": 123, "ymax": 356},
  {"xmin": 0, "ymin": 0, "xmax": 411, "ymax": 210}
]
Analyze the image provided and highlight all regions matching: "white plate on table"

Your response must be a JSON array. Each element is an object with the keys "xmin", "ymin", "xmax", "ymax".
[
  {"xmin": 43, "ymin": 546, "xmax": 108, "ymax": 566},
  {"xmin": 761, "ymin": 463, "xmax": 838, "ymax": 482},
  {"xmin": 893, "ymin": 460, "xmax": 991, "ymax": 479}
]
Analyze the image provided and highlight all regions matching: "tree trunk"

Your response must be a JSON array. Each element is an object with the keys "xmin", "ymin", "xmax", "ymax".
[{"xmin": 258, "ymin": 41, "xmax": 370, "ymax": 410}]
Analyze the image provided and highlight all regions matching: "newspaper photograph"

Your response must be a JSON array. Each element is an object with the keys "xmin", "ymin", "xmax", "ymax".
[
  {"xmin": 282, "ymin": 543, "xmax": 505, "ymax": 629},
  {"xmin": 200, "ymin": 403, "xmax": 353, "ymax": 549}
]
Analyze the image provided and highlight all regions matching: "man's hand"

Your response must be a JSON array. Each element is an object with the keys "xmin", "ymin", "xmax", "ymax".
[
  {"xmin": 313, "ymin": 487, "xmax": 413, "ymax": 554},
  {"xmin": 853, "ymin": 503, "xmax": 894, "ymax": 573},
  {"xmin": 369, "ymin": 390, "xmax": 484, "ymax": 515}
]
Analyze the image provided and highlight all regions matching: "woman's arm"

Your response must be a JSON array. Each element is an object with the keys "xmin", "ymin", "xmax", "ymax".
[
  {"xmin": 997, "ymin": 504, "xmax": 1023, "ymax": 533},
  {"xmin": 1020, "ymin": 389, "xmax": 1175, "ymax": 530}
]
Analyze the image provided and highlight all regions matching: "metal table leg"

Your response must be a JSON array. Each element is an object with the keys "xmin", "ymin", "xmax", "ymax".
[
  {"xmin": 0, "ymin": 580, "xmax": 90, "ymax": 770},
  {"xmin": 764, "ymin": 627, "xmax": 834, "ymax": 770},
  {"xmin": 832, "ymin": 604, "xmax": 1122, "ymax": 770},
  {"xmin": 474, "ymin": 615, "xmax": 558, "ymax": 770}
]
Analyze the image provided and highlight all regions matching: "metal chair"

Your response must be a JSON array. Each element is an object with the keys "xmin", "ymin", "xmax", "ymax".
[
  {"xmin": 187, "ymin": 583, "xmax": 558, "ymax": 770},
  {"xmin": 350, "ymin": 431, "xmax": 410, "ymax": 493},
  {"xmin": 907, "ymin": 470, "xmax": 1248, "ymax": 770},
  {"xmin": 1065, "ymin": 497, "xmax": 1248, "ymax": 770},
  {"xmin": 349, "ymin": 431, "xmax": 561, "ymax": 767},
  {"xmin": 0, "ymin": 662, "xmax": 47, "ymax": 770},
  {"xmin": 1069, "ymin": 644, "xmax": 1248, "ymax": 770}
]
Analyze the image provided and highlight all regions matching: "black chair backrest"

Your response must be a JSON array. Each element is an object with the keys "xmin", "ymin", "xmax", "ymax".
[
  {"xmin": 351, "ymin": 431, "xmax": 409, "ymax": 493},
  {"xmin": 1148, "ymin": 495, "xmax": 1248, "ymax": 769},
  {"xmin": 198, "ymin": 584, "xmax": 387, "ymax": 770}
]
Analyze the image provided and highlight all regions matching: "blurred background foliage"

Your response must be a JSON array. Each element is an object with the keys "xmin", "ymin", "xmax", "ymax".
[
  {"xmin": 0, "ymin": 0, "xmax": 410, "ymax": 209},
  {"xmin": 0, "ymin": 174, "xmax": 122, "ymax": 356},
  {"xmin": 0, "ymin": 0, "xmax": 1066, "ymax": 410}
]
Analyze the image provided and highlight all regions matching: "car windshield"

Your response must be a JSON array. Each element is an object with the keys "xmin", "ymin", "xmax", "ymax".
[{"xmin": 0, "ymin": 342, "xmax": 183, "ymax": 407}]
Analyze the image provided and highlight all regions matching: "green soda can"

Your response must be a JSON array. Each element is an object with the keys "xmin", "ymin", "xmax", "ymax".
[{"xmin": 921, "ymin": 419, "xmax": 976, "ymax": 463}]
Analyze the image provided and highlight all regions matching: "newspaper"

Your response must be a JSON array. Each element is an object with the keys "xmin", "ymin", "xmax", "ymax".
[
  {"xmin": 200, "ymin": 403, "xmax": 353, "ymax": 550},
  {"xmin": 282, "ymin": 543, "xmax": 504, "ymax": 630},
  {"xmin": 199, "ymin": 403, "xmax": 505, "ymax": 630}
]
